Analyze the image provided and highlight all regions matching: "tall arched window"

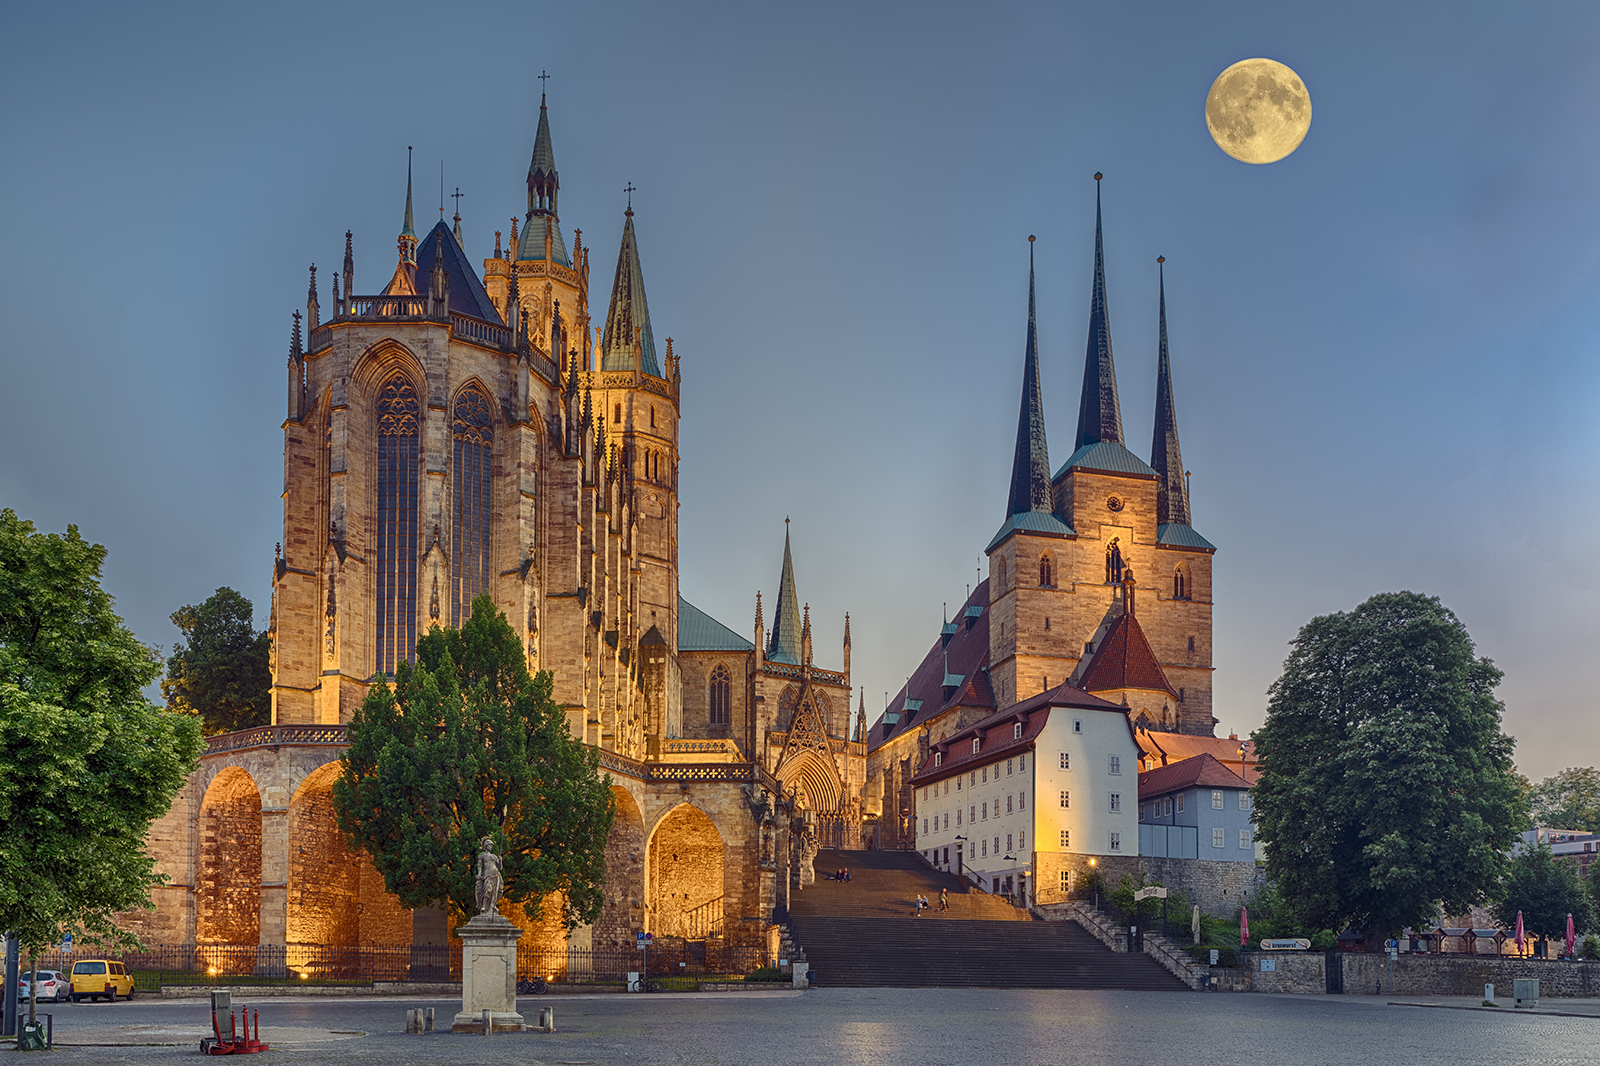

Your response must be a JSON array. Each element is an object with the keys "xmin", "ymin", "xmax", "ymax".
[
  {"xmin": 1039, "ymin": 554, "xmax": 1052, "ymax": 588},
  {"xmin": 995, "ymin": 556, "xmax": 1007, "ymax": 592},
  {"xmin": 376, "ymin": 374, "xmax": 420, "ymax": 675},
  {"xmin": 1174, "ymin": 566, "xmax": 1188, "ymax": 601},
  {"xmin": 451, "ymin": 385, "xmax": 494, "ymax": 627},
  {"xmin": 709, "ymin": 665, "xmax": 731, "ymax": 726}
]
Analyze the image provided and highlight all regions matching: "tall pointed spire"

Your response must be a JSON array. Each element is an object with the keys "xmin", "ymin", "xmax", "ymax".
[
  {"xmin": 600, "ymin": 203, "xmax": 660, "ymax": 375},
  {"xmin": 517, "ymin": 85, "xmax": 570, "ymax": 266},
  {"xmin": 402, "ymin": 147, "xmax": 416, "ymax": 241},
  {"xmin": 1076, "ymin": 173, "xmax": 1123, "ymax": 449},
  {"xmin": 1151, "ymin": 256, "xmax": 1190, "ymax": 526},
  {"xmin": 1006, "ymin": 235, "xmax": 1052, "ymax": 517},
  {"xmin": 767, "ymin": 519, "xmax": 803, "ymax": 665}
]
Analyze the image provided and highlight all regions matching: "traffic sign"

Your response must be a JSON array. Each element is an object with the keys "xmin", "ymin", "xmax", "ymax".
[
  {"xmin": 60, "ymin": 933, "xmax": 72, "ymax": 950},
  {"xmin": 1133, "ymin": 887, "xmax": 1168, "ymax": 901},
  {"xmin": 635, "ymin": 932, "xmax": 653, "ymax": 949}
]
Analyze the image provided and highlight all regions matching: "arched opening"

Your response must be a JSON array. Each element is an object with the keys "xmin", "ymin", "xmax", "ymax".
[
  {"xmin": 375, "ymin": 372, "xmax": 420, "ymax": 675},
  {"xmin": 708, "ymin": 665, "xmax": 731, "ymax": 726},
  {"xmin": 648, "ymin": 805, "xmax": 725, "ymax": 940},
  {"xmin": 286, "ymin": 763, "xmax": 410, "ymax": 964},
  {"xmin": 1174, "ymin": 565, "xmax": 1189, "ymax": 601},
  {"xmin": 196, "ymin": 767, "xmax": 262, "ymax": 946},
  {"xmin": 1039, "ymin": 553, "xmax": 1052, "ymax": 588},
  {"xmin": 593, "ymin": 788, "xmax": 646, "ymax": 952},
  {"xmin": 450, "ymin": 383, "xmax": 494, "ymax": 627}
]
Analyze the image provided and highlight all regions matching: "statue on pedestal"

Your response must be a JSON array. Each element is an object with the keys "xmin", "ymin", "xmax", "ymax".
[{"xmin": 475, "ymin": 836, "xmax": 504, "ymax": 917}]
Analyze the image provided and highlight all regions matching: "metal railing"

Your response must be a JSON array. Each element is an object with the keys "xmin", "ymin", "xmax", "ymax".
[{"xmin": 681, "ymin": 897, "xmax": 726, "ymax": 940}]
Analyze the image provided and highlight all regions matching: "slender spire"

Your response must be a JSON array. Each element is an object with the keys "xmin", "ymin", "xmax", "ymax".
[
  {"xmin": 1076, "ymin": 173, "xmax": 1124, "ymax": 449},
  {"xmin": 1150, "ymin": 257, "xmax": 1191, "ymax": 525},
  {"xmin": 600, "ymin": 203, "xmax": 660, "ymax": 375},
  {"xmin": 517, "ymin": 90, "xmax": 569, "ymax": 265},
  {"xmin": 402, "ymin": 147, "xmax": 416, "ymax": 241},
  {"xmin": 1006, "ymin": 235, "xmax": 1052, "ymax": 517},
  {"xmin": 767, "ymin": 519, "xmax": 803, "ymax": 665},
  {"xmin": 342, "ymin": 231, "xmax": 354, "ymax": 301}
]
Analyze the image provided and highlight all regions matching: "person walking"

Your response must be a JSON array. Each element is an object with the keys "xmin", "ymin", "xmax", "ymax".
[{"xmin": 939, "ymin": 888, "xmax": 948, "ymax": 912}]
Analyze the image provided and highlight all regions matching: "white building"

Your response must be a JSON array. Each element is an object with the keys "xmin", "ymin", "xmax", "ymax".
[{"xmin": 909, "ymin": 682, "xmax": 1141, "ymax": 907}]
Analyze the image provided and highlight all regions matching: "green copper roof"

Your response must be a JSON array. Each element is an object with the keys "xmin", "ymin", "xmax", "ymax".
[
  {"xmin": 1156, "ymin": 523, "xmax": 1216, "ymax": 552},
  {"xmin": 1054, "ymin": 440, "xmax": 1157, "ymax": 480},
  {"xmin": 678, "ymin": 596, "xmax": 754, "ymax": 652},
  {"xmin": 518, "ymin": 214, "xmax": 570, "ymax": 267},
  {"xmin": 600, "ymin": 211, "xmax": 661, "ymax": 376},
  {"xmin": 766, "ymin": 524, "xmax": 802, "ymax": 664},
  {"xmin": 986, "ymin": 510, "xmax": 1075, "ymax": 553}
]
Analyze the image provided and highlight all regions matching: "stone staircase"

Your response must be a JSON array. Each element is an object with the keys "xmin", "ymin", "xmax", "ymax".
[{"xmin": 788, "ymin": 850, "xmax": 1187, "ymax": 990}]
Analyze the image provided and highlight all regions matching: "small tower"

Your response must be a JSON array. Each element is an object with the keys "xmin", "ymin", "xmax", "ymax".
[{"xmin": 382, "ymin": 149, "xmax": 419, "ymax": 296}]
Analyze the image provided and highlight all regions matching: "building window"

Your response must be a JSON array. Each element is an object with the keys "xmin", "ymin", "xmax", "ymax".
[
  {"xmin": 934, "ymin": 752, "xmax": 943, "ymax": 767},
  {"xmin": 1213, "ymin": 828, "xmax": 1225, "ymax": 848},
  {"xmin": 923, "ymin": 818, "xmax": 928, "ymax": 835},
  {"xmin": 1109, "ymin": 831, "xmax": 1121, "ymax": 852},
  {"xmin": 1006, "ymin": 833, "xmax": 1014, "ymax": 852},
  {"xmin": 1073, "ymin": 720, "xmax": 1083, "ymax": 734},
  {"xmin": 956, "ymin": 776, "xmax": 962, "ymax": 792},
  {"xmin": 1179, "ymin": 687, "xmax": 1185, "ymax": 703},
  {"xmin": 956, "ymin": 809, "xmax": 962, "ymax": 826},
  {"xmin": 1164, "ymin": 798, "xmax": 1173, "ymax": 817},
  {"xmin": 1177, "ymin": 793, "xmax": 1186, "ymax": 813},
  {"xmin": 1109, "ymin": 792, "xmax": 1121, "ymax": 813},
  {"xmin": 1059, "ymin": 829, "xmax": 1070, "ymax": 849},
  {"xmin": 1174, "ymin": 567, "xmax": 1187, "ymax": 600},
  {"xmin": 944, "ymin": 813, "xmax": 949, "ymax": 831},
  {"xmin": 981, "ymin": 839, "xmax": 987, "ymax": 857},
  {"xmin": 1109, "ymin": 755, "xmax": 1121, "ymax": 775},
  {"xmin": 1013, "ymin": 722, "xmax": 1023, "ymax": 740},
  {"xmin": 1060, "ymin": 752, "xmax": 1070, "ymax": 770},
  {"xmin": 969, "ymin": 805, "xmax": 975, "ymax": 823},
  {"xmin": 1059, "ymin": 790, "xmax": 1070, "ymax": 809},
  {"xmin": 1212, "ymin": 790, "xmax": 1224, "ymax": 809},
  {"xmin": 982, "ymin": 767, "xmax": 988, "ymax": 783},
  {"xmin": 1018, "ymin": 791, "xmax": 1026, "ymax": 810},
  {"xmin": 1006, "ymin": 795, "xmax": 1013, "ymax": 814},
  {"xmin": 375, "ymin": 374, "xmax": 420, "ymax": 677},
  {"xmin": 708, "ymin": 665, "xmax": 731, "ymax": 725},
  {"xmin": 650, "ymin": 405, "xmax": 656, "ymax": 428},
  {"xmin": 1239, "ymin": 793, "xmax": 1251, "ymax": 810},
  {"xmin": 1040, "ymin": 554, "xmax": 1052, "ymax": 587},
  {"xmin": 614, "ymin": 403, "xmax": 622, "ymax": 423},
  {"xmin": 1007, "ymin": 758, "xmax": 1014, "ymax": 775},
  {"xmin": 1188, "ymin": 636, "xmax": 1196, "ymax": 653},
  {"xmin": 944, "ymin": 780, "xmax": 950, "ymax": 796},
  {"xmin": 982, "ymin": 802, "xmax": 988, "ymax": 820},
  {"xmin": 1019, "ymin": 830, "xmax": 1025, "ymax": 849},
  {"xmin": 993, "ymin": 836, "xmax": 999, "ymax": 855},
  {"xmin": 1045, "ymin": 617, "xmax": 1050, "ymax": 631},
  {"xmin": 996, "ymin": 556, "xmax": 1007, "ymax": 590},
  {"xmin": 1240, "ymin": 829, "xmax": 1252, "ymax": 849},
  {"xmin": 973, "ymin": 738, "xmax": 981, "ymax": 755},
  {"xmin": 450, "ymin": 384, "xmax": 493, "ymax": 628},
  {"xmin": 1019, "ymin": 754, "xmax": 1026, "ymax": 770},
  {"xmin": 1060, "ymin": 868, "xmax": 1071, "ymax": 888}
]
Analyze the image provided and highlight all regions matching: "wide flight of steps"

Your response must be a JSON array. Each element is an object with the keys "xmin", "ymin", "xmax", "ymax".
[{"xmin": 788, "ymin": 849, "xmax": 1186, "ymax": 990}]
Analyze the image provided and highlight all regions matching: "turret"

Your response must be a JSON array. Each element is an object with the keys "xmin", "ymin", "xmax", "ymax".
[
  {"xmin": 286, "ymin": 310, "xmax": 303, "ymax": 421},
  {"xmin": 1150, "ymin": 256, "xmax": 1191, "ymax": 526},
  {"xmin": 600, "ymin": 204, "xmax": 660, "ymax": 375},
  {"xmin": 1075, "ymin": 173, "xmax": 1124, "ymax": 449},
  {"xmin": 306, "ymin": 265, "xmax": 319, "ymax": 331}
]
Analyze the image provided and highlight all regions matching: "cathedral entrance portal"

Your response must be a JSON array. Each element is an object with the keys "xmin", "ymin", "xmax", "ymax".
[
  {"xmin": 648, "ymin": 805, "xmax": 724, "ymax": 940},
  {"xmin": 196, "ymin": 767, "xmax": 262, "ymax": 947}
]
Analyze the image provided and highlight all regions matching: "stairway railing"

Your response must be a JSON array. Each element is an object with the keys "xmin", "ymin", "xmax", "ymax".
[{"xmin": 683, "ymin": 896, "xmax": 725, "ymax": 940}]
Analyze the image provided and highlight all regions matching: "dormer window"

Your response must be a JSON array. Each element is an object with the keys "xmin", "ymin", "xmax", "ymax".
[
  {"xmin": 972, "ymin": 738, "xmax": 981, "ymax": 755},
  {"xmin": 1013, "ymin": 722, "xmax": 1023, "ymax": 740},
  {"xmin": 934, "ymin": 752, "xmax": 943, "ymax": 767}
]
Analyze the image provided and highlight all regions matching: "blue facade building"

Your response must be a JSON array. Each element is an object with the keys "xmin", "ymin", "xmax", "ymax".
[{"xmin": 1137, "ymin": 753, "xmax": 1258, "ymax": 861}]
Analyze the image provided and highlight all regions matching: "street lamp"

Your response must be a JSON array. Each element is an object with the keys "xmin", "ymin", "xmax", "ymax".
[{"xmin": 1089, "ymin": 857, "xmax": 1099, "ymax": 911}]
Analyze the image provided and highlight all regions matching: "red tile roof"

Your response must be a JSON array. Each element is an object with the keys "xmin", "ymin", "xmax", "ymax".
[
  {"xmin": 1079, "ymin": 606, "xmax": 1178, "ymax": 699},
  {"xmin": 1137, "ymin": 752, "xmax": 1249, "ymax": 798},
  {"xmin": 867, "ymin": 581, "xmax": 994, "ymax": 752},
  {"xmin": 908, "ymin": 682, "xmax": 1123, "ymax": 787},
  {"xmin": 1135, "ymin": 730, "xmax": 1259, "ymax": 784}
]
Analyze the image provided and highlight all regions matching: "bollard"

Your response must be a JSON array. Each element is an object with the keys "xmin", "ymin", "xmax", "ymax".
[
  {"xmin": 408, "ymin": 1008, "xmax": 422, "ymax": 1034},
  {"xmin": 538, "ymin": 1007, "xmax": 556, "ymax": 1032},
  {"xmin": 424, "ymin": 1007, "xmax": 434, "ymax": 1032},
  {"xmin": 483, "ymin": 1007, "xmax": 493, "ymax": 1036},
  {"xmin": 1483, "ymin": 983, "xmax": 1495, "ymax": 1007}
]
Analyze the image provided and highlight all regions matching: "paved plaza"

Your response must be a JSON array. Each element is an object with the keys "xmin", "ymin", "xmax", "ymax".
[{"xmin": 10, "ymin": 988, "xmax": 1600, "ymax": 1065}]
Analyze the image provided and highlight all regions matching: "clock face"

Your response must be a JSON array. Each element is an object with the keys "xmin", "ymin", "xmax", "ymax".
[{"xmin": 1106, "ymin": 495, "xmax": 1125, "ymax": 513}]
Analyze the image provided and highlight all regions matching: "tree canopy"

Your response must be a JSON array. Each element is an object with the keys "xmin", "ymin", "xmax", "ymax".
[
  {"xmin": 1251, "ymin": 591, "xmax": 1525, "ymax": 944},
  {"xmin": 0, "ymin": 509, "xmax": 204, "ymax": 951},
  {"xmin": 162, "ymin": 586, "xmax": 271, "ymax": 736},
  {"xmin": 333, "ymin": 595, "xmax": 615, "ymax": 927},
  {"xmin": 1492, "ymin": 842, "xmax": 1594, "ymax": 943},
  {"xmin": 1529, "ymin": 768, "xmax": 1600, "ymax": 834}
]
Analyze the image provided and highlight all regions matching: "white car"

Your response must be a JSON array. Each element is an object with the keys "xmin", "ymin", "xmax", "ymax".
[{"xmin": 19, "ymin": 970, "xmax": 71, "ymax": 1003}]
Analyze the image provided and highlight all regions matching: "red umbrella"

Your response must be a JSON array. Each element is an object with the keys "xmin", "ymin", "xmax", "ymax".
[
  {"xmin": 1515, "ymin": 911, "xmax": 1525, "ymax": 956},
  {"xmin": 1241, "ymin": 906, "xmax": 1249, "ymax": 949},
  {"xmin": 1567, "ymin": 913, "xmax": 1577, "ymax": 958}
]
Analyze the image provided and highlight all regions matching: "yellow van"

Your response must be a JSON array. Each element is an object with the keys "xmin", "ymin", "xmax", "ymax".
[{"xmin": 69, "ymin": 961, "xmax": 135, "ymax": 1002}]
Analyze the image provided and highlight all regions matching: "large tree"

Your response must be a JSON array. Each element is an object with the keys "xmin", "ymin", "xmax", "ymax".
[
  {"xmin": 1492, "ymin": 842, "xmax": 1594, "ymax": 948},
  {"xmin": 0, "ymin": 509, "xmax": 204, "ymax": 951},
  {"xmin": 162, "ymin": 586, "xmax": 271, "ymax": 736},
  {"xmin": 1251, "ymin": 591, "xmax": 1524, "ymax": 945},
  {"xmin": 1529, "ymin": 768, "xmax": 1600, "ymax": 833},
  {"xmin": 333, "ymin": 595, "xmax": 615, "ymax": 927}
]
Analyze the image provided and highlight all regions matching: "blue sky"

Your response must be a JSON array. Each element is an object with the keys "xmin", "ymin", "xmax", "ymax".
[{"xmin": 4, "ymin": 1, "xmax": 1599, "ymax": 779}]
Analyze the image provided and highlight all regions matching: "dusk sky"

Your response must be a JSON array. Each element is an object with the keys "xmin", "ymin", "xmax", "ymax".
[{"xmin": 4, "ymin": 1, "xmax": 1599, "ymax": 780}]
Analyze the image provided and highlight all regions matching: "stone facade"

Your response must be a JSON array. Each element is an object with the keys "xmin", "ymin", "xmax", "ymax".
[{"xmin": 129, "ymin": 94, "xmax": 865, "ymax": 958}]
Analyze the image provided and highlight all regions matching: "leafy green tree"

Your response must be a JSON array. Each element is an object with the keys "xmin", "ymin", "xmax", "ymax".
[
  {"xmin": 0, "ymin": 509, "xmax": 204, "ymax": 951},
  {"xmin": 333, "ymin": 595, "xmax": 615, "ymax": 927},
  {"xmin": 1251, "ymin": 591, "xmax": 1525, "ymax": 947},
  {"xmin": 162, "ymin": 587, "xmax": 271, "ymax": 736},
  {"xmin": 1492, "ymin": 843, "xmax": 1594, "ymax": 949},
  {"xmin": 1529, "ymin": 768, "xmax": 1600, "ymax": 833}
]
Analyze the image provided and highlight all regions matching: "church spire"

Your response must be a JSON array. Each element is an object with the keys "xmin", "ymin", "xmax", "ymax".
[
  {"xmin": 1151, "ymin": 257, "xmax": 1190, "ymax": 526},
  {"xmin": 1006, "ymin": 235, "xmax": 1052, "ymax": 517},
  {"xmin": 600, "ymin": 201, "xmax": 660, "ymax": 375},
  {"xmin": 517, "ymin": 84, "xmax": 570, "ymax": 266},
  {"xmin": 400, "ymin": 147, "xmax": 417, "ymax": 258},
  {"xmin": 1076, "ymin": 173, "xmax": 1123, "ymax": 449},
  {"xmin": 767, "ymin": 519, "xmax": 803, "ymax": 665}
]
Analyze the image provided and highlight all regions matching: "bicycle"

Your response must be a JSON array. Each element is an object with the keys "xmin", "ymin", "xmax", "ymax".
[{"xmin": 515, "ymin": 976, "xmax": 548, "ymax": 996}]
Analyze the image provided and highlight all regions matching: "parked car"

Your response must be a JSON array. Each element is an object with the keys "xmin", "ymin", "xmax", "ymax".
[
  {"xmin": 69, "ymin": 961, "xmax": 134, "ymax": 1002},
  {"xmin": 19, "ymin": 970, "xmax": 71, "ymax": 1003}
]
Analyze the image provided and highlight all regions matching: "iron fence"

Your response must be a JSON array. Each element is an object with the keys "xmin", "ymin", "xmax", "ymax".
[{"xmin": 50, "ymin": 941, "xmax": 775, "ymax": 992}]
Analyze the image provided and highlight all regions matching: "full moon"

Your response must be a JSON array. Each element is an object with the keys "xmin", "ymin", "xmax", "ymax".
[{"xmin": 1205, "ymin": 58, "xmax": 1311, "ymax": 165}]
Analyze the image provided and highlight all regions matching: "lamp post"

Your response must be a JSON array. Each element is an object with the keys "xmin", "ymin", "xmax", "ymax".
[{"xmin": 1089, "ymin": 857, "xmax": 1099, "ymax": 911}]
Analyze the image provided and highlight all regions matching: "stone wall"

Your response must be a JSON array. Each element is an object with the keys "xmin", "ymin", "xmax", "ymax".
[
  {"xmin": 1030, "ymin": 853, "xmax": 1261, "ymax": 917},
  {"xmin": 1340, "ymin": 954, "xmax": 1600, "ymax": 998}
]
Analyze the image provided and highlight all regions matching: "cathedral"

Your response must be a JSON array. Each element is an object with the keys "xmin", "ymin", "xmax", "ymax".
[
  {"xmin": 867, "ymin": 175, "xmax": 1218, "ymax": 860},
  {"xmin": 128, "ymin": 93, "xmax": 866, "ymax": 962}
]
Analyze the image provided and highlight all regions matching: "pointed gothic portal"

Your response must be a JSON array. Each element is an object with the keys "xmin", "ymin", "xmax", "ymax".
[
  {"xmin": 776, "ymin": 685, "xmax": 850, "ymax": 849},
  {"xmin": 1007, "ymin": 237, "xmax": 1052, "ymax": 517},
  {"xmin": 768, "ymin": 522, "xmax": 803, "ymax": 665},
  {"xmin": 1076, "ymin": 174, "xmax": 1124, "ymax": 450},
  {"xmin": 600, "ymin": 207, "xmax": 660, "ymax": 375},
  {"xmin": 518, "ymin": 92, "xmax": 570, "ymax": 266},
  {"xmin": 1150, "ymin": 258, "xmax": 1190, "ymax": 526}
]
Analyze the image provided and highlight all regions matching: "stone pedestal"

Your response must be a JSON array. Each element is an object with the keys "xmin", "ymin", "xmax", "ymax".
[{"xmin": 451, "ymin": 913, "xmax": 525, "ymax": 1033}]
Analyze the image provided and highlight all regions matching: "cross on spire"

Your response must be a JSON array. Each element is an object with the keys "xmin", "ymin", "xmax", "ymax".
[
  {"xmin": 451, "ymin": 187, "xmax": 464, "ymax": 219},
  {"xmin": 624, "ymin": 182, "xmax": 636, "ymax": 211},
  {"xmin": 538, "ymin": 70, "xmax": 551, "ymax": 102}
]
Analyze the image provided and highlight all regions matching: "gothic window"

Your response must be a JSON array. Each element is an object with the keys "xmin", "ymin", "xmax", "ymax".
[
  {"xmin": 451, "ymin": 385, "xmax": 494, "ymax": 628},
  {"xmin": 1174, "ymin": 566, "xmax": 1188, "ymax": 600},
  {"xmin": 709, "ymin": 665, "xmax": 731, "ymax": 725},
  {"xmin": 1039, "ymin": 554, "xmax": 1052, "ymax": 587},
  {"xmin": 376, "ymin": 374, "xmax": 420, "ymax": 676},
  {"xmin": 650, "ymin": 405, "xmax": 656, "ymax": 428},
  {"xmin": 614, "ymin": 403, "xmax": 622, "ymax": 424}
]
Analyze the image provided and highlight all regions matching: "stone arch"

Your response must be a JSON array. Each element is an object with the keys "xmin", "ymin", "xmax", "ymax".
[
  {"xmin": 593, "ymin": 786, "xmax": 647, "ymax": 951},
  {"xmin": 647, "ymin": 803, "xmax": 725, "ymax": 940},
  {"xmin": 781, "ymin": 748, "xmax": 843, "ymax": 814},
  {"xmin": 196, "ymin": 766, "xmax": 262, "ymax": 946},
  {"xmin": 286, "ymin": 762, "xmax": 410, "ymax": 956},
  {"xmin": 350, "ymin": 338, "xmax": 425, "ymax": 398}
]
